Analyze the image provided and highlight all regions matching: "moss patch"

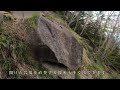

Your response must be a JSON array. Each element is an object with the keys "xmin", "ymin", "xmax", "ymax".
[{"xmin": 27, "ymin": 14, "xmax": 39, "ymax": 30}]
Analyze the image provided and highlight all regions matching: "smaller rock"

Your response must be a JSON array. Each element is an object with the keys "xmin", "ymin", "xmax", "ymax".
[
  {"xmin": 42, "ymin": 62, "xmax": 75, "ymax": 79},
  {"xmin": 0, "ymin": 13, "xmax": 3, "ymax": 24}
]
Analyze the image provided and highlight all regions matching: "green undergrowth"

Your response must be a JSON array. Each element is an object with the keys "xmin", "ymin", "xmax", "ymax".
[
  {"xmin": 0, "ymin": 28, "xmax": 33, "ymax": 78},
  {"xmin": 27, "ymin": 14, "xmax": 39, "ymax": 30},
  {"xmin": 3, "ymin": 15, "xmax": 13, "ymax": 22},
  {"xmin": 0, "ymin": 26, "xmax": 56, "ymax": 79}
]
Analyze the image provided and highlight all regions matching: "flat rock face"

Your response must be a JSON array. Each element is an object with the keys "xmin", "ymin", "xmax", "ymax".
[{"xmin": 36, "ymin": 16, "xmax": 83, "ymax": 71}]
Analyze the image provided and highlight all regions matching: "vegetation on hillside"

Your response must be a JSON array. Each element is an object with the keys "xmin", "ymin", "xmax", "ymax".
[
  {"xmin": 0, "ymin": 11, "xmax": 120, "ymax": 79},
  {"xmin": 54, "ymin": 11, "xmax": 120, "ymax": 78}
]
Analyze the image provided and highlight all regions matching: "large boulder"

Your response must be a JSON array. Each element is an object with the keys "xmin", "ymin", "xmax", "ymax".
[{"xmin": 27, "ymin": 16, "xmax": 83, "ymax": 71}]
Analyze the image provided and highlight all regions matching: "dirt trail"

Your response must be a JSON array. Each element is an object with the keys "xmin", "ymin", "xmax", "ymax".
[
  {"xmin": 0, "ymin": 11, "xmax": 42, "ymax": 19},
  {"xmin": 11, "ymin": 11, "xmax": 41, "ymax": 18}
]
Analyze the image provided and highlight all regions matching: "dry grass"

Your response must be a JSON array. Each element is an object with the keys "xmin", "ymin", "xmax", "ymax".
[{"xmin": 42, "ymin": 11, "xmax": 68, "ymax": 28}]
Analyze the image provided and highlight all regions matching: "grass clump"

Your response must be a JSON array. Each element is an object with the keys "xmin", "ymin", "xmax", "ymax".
[
  {"xmin": 38, "ymin": 66, "xmax": 56, "ymax": 79},
  {"xmin": 3, "ymin": 15, "xmax": 12, "ymax": 22},
  {"xmin": 75, "ymin": 71, "xmax": 81, "ymax": 79},
  {"xmin": 44, "ymin": 12, "xmax": 67, "ymax": 27},
  {"xmin": 27, "ymin": 14, "xmax": 39, "ymax": 30},
  {"xmin": 1, "ymin": 59, "xmax": 16, "ymax": 71},
  {"xmin": 0, "ymin": 58, "xmax": 21, "ymax": 79}
]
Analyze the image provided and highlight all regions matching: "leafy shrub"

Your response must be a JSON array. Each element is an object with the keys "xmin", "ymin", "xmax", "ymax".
[{"xmin": 3, "ymin": 15, "xmax": 12, "ymax": 22}]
